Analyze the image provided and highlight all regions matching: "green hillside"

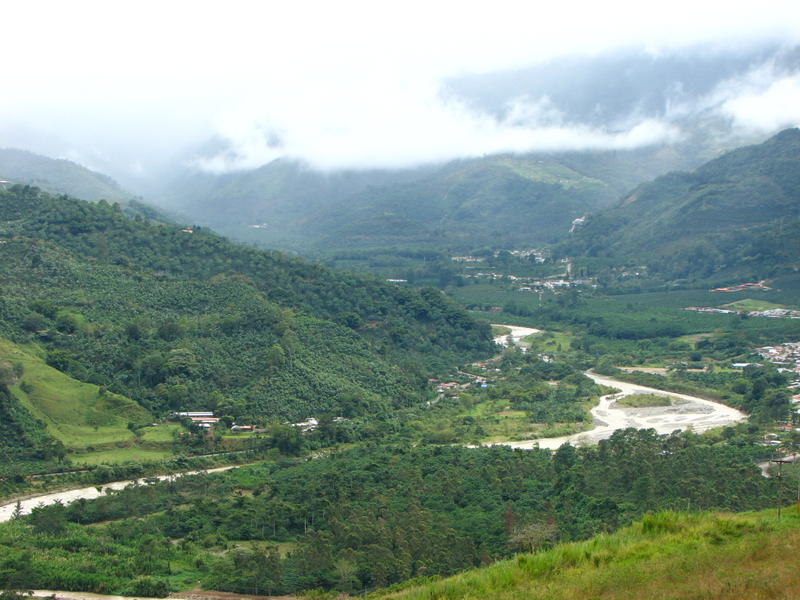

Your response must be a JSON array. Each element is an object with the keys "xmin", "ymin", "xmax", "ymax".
[
  {"xmin": 0, "ymin": 338, "xmax": 159, "ymax": 460},
  {"xmin": 0, "ymin": 434, "xmax": 780, "ymax": 595},
  {"xmin": 309, "ymin": 155, "xmax": 615, "ymax": 250},
  {"xmin": 162, "ymin": 154, "xmax": 621, "ymax": 253},
  {"xmin": 0, "ymin": 381, "xmax": 63, "ymax": 474},
  {"xmin": 0, "ymin": 148, "xmax": 134, "ymax": 203},
  {"xmin": 564, "ymin": 128, "xmax": 800, "ymax": 281},
  {"xmin": 373, "ymin": 509, "xmax": 800, "ymax": 600},
  {"xmin": 0, "ymin": 185, "xmax": 492, "ymax": 438}
]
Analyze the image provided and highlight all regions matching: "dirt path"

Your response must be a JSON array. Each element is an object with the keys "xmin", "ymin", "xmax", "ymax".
[
  {"xmin": 490, "ymin": 371, "xmax": 747, "ymax": 450},
  {"xmin": 0, "ymin": 465, "xmax": 241, "ymax": 522},
  {"xmin": 757, "ymin": 453, "xmax": 800, "ymax": 478}
]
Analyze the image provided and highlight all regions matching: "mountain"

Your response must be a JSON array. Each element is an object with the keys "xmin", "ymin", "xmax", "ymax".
[
  {"xmin": 159, "ymin": 158, "xmax": 426, "ymax": 250},
  {"xmin": 0, "ymin": 148, "xmax": 135, "ymax": 203},
  {"xmin": 0, "ymin": 185, "xmax": 493, "ymax": 469},
  {"xmin": 158, "ymin": 127, "xmax": 767, "ymax": 256},
  {"xmin": 148, "ymin": 45, "xmax": 798, "ymax": 255},
  {"xmin": 564, "ymin": 128, "xmax": 800, "ymax": 282},
  {"xmin": 160, "ymin": 152, "xmax": 627, "ymax": 253}
]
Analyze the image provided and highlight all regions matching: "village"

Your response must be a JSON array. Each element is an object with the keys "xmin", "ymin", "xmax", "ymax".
[
  {"xmin": 686, "ymin": 306, "xmax": 800, "ymax": 319},
  {"xmin": 749, "ymin": 342, "xmax": 800, "ymax": 449},
  {"xmin": 172, "ymin": 411, "xmax": 349, "ymax": 435}
]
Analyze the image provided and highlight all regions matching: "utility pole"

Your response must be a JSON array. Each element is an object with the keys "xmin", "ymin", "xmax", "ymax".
[{"xmin": 771, "ymin": 457, "xmax": 792, "ymax": 519}]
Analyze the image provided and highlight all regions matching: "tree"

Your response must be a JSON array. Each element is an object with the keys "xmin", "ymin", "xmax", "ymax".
[
  {"xmin": 510, "ymin": 519, "xmax": 558, "ymax": 553},
  {"xmin": 269, "ymin": 424, "xmax": 303, "ymax": 455},
  {"xmin": 0, "ymin": 361, "xmax": 15, "ymax": 387},
  {"xmin": 265, "ymin": 344, "xmax": 286, "ymax": 372},
  {"xmin": 30, "ymin": 501, "xmax": 67, "ymax": 535}
]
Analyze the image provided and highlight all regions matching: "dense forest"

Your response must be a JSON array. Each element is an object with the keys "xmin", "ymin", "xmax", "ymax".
[
  {"xmin": 563, "ymin": 128, "xmax": 800, "ymax": 282},
  {"xmin": 0, "ymin": 186, "xmax": 492, "ymax": 428},
  {"xmin": 0, "ymin": 430, "xmax": 776, "ymax": 596}
]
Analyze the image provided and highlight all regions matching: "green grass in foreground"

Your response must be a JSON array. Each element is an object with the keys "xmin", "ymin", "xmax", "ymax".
[
  {"xmin": 372, "ymin": 509, "xmax": 800, "ymax": 600},
  {"xmin": 614, "ymin": 393, "xmax": 674, "ymax": 408}
]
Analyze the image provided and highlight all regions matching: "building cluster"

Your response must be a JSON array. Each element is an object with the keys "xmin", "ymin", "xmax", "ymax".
[
  {"xmin": 710, "ymin": 281, "xmax": 771, "ymax": 293},
  {"xmin": 175, "ymin": 411, "xmax": 218, "ymax": 428},
  {"xmin": 173, "ymin": 411, "xmax": 254, "ymax": 432},
  {"xmin": 518, "ymin": 278, "xmax": 595, "ymax": 292},
  {"xmin": 288, "ymin": 416, "xmax": 347, "ymax": 432},
  {"xmin": 462, "ymin": 271, "xmax": 595, "ymax": 291},
  {"xmin": 753, "ymin": 343, "xmax": 800, "ymax": 405},
  {"xmin": 686, "ymin": 307, "xmax": 800, "ymax": 319},
  {"xmin": 451, "ymin": 249, "xmax": 548, "ymax": 264}
]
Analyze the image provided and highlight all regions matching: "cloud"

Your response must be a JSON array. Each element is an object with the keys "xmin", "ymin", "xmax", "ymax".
[
  {"xmin": 1, "ymin": 1, "xmax": 799, "ymax": 177},
  {"xmin": 719, "ymin": 74, "xmax": 800, "ymax": 133},
  {"xmin": 194, "ymin": 84, "xmax": 683, "ymax": 173}
]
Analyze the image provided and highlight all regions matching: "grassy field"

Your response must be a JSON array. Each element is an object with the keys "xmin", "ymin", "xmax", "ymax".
[
  {"xmin": 721, "ymin": 298, "xmax": 788, "ymax": 311},
  {"xmin": 412, "ymin": 392, "xmax": 596, "ymax": 445},
  {"xmin": 491, "ymin": 325, "xmax": 512, "ymax": 337},
  {"xmin": 614, "ymin": 393, "xmax": 674, "ymax": 408},
  {"xmin": 0, "ymin": 337, "xmax": 150, "ymax": 450},
  {"xmin": 141, "ymin": 423, "xmax": 183, "ymax": 442},
  {"xmin": 68, "ymin": 447, "xmax": 174, "ymax": 466},
  {"xmin": 525, "ymin": 330, "xmax": 574, "ymax": 354},
  {"xmin": 372, "ymin": 509, "xmax": 800, "ymax": 600}
]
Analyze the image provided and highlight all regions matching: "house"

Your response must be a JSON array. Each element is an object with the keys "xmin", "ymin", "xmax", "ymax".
[
  {"xmin": 231, "ymin": 424, "xmax": 254, "ymax": 432},
  {"xmin": 175, "ymin": 411, "xmax": 214, "ymax": 418}
]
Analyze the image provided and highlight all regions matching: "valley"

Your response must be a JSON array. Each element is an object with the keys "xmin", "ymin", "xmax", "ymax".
[{"xmin": 2, "ymin": 42, "xmax": 800, "ymax": 597}]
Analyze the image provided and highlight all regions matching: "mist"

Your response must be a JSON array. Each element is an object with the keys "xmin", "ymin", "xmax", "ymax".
[{"xmin": 1, "ymin": 1, "xmax": 799, "ymax": 186}]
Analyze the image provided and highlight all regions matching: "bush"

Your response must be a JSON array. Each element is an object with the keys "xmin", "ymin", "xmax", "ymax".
[{"xmin": 126, "ymin": 576, "xmax": 170, "ymax": 597}]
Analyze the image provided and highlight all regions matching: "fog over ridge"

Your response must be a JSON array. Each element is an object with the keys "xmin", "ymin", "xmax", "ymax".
[{"xmin": 1, "ymin": 1, "xmax": 799, "ymax": 184}]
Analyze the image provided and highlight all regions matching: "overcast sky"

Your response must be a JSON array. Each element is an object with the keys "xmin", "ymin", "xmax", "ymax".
[{"xmin": 2, "ymin": 0, "xmax": 800, "ymax": 177}]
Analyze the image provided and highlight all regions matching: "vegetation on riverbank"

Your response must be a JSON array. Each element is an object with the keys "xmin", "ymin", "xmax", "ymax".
[
  {"xmin": 0, "ymin": 431, "xmax": 778, "ymax": 596},
  {"xmin": 613, "ymin": 393, "xmax": 674, "ymax": 408}
]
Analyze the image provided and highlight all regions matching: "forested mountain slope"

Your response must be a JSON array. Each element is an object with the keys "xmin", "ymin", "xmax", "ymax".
[
  {"xmin": 564, "ymin": 128, "xmax": 800, "ymax": 281},
  {"xmin": 307, "ymin": 155, "xmax": 615, "ymax": 249},
  {"xmin": 0, "ymin": 149, "xmax": 134, "ymax": 203},
  {"xmin": 162, "ymin": 149, "xmax": 702, "ymax": 253},
  {"xmin": 0, "ymin": 186, "xmax": 493, "ymax": 424}
]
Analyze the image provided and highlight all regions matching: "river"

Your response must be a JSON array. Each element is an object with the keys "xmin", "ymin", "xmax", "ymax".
[
  {"xmin": 490, "ymin": 325, "xmax": 746, "ymax": 450},
  {"xmin": 0, "ymin": 328, "xmax": 746, "ymax": 520},
  {"xmin": 0, "ymin": 465, "xmax": 240, "ymax": 523},
  {"xmin": 491, "ymin": 324, "xmax": 540, "ymax": 351}
]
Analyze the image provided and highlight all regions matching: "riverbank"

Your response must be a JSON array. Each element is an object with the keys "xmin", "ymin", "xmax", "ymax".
[
  {"xmin": 0, "ymin": 465, "xmax": 242, "ymax": 522},
  {"xmin": 489, "ymin": 371, "xmax": 746, "ymax": 450}
]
